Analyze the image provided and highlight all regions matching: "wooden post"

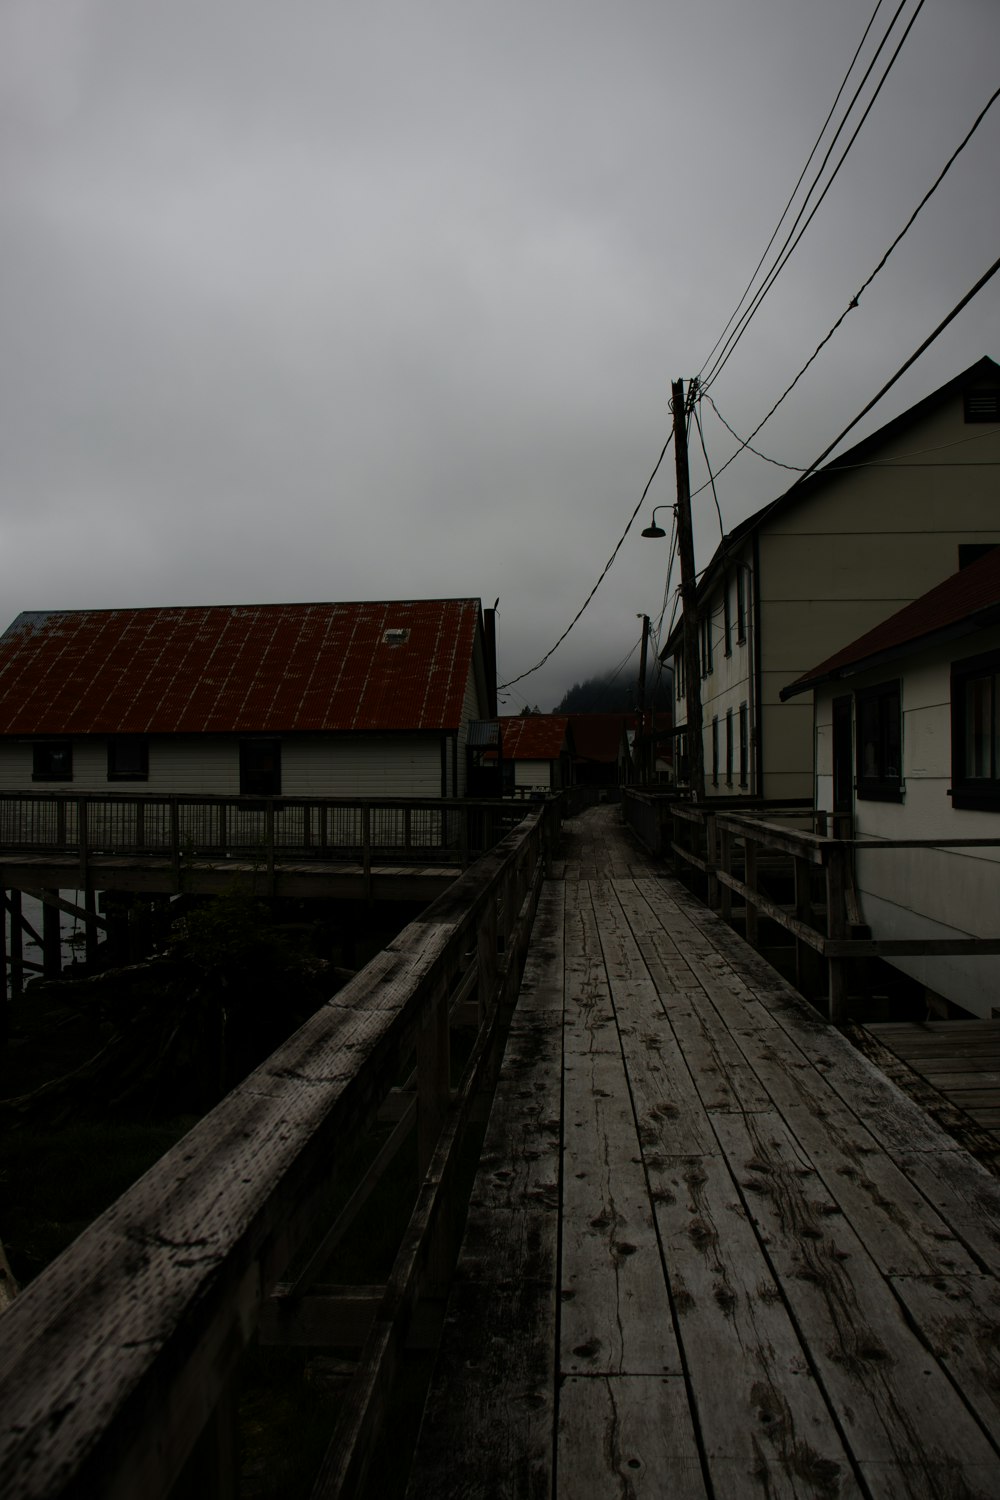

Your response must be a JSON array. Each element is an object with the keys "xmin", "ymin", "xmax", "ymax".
[
  {"xmin": 169, "ymin": 799, "xmax": 181, "ymax": 889},
  {"xmin": 265, "ymin": 801, "xmax": 275, "ymax": 894},
  {"xmin": 719, "ymin": 829, "xmax": 732, "ymax": 924},
  {"xmin": 794, "ymin": 856, "xmax": 812, "ymax": 995},
  {"xmin": 56, "ymin": 799, "xmax": 67, "ymax": 847},
  {"xmin": 416, "ymin": 980, "xmax": 450, "ymax": 1177},
  {"xmin": 9, "ymin": 890, "xmax": 23, "ymax": 1005},
  {"xmin": 705, "ymin": 812, "xmax": 718, "ymax": 910},
  {"xmin": 361, "ymin": 802, "xmax": 372, "ymax": 901},
  {"xmin": 85, "ymin": 887, "xmax": 100, "ymax": 967},
  {"xmin": 477, "ymin": 895, "xmax": 499, "ymax": 1025},
  {"xmin": 42, "ymin": 892, "xmax": 61, "ymax": 980},
  {"xmin": 459, "ymin": 806, "xmax": 469, "ymax": 869},
  {"xmin": 672, "ymin": 378, "xmax": 705, "ymax": 801},
  {"xmin": 78, "ymin": 800, "xmax": 89, "ymax": 890},
  {"xmin": 744, "ymin": 837, "xmax": 758, "ymax": 947},
  {"xmin": 825, "ymin": 849, "xmax": 848, "ymax": 1025}
]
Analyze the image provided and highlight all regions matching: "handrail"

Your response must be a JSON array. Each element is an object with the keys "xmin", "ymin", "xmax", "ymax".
[
  {"xmin": 0, "ymin": 803, "xmax": 558, "ymax": 1499},
  {"xmin": 0, "ymin": 792, "xmax": 534, "ymax": 875},
  {"xmin": 622, "ymin": 791, "xmax": 1000, "ymax": 1025}
]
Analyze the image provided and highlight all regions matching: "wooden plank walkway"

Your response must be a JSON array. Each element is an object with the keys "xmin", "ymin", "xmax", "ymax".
[
  {"xmin": 408, "ymin": 805, "xmax": 1000, "ymax": 1499},
  {"xmin": 863, "ymin": 1020, "xmax": 1000, "ymax": 1150}
]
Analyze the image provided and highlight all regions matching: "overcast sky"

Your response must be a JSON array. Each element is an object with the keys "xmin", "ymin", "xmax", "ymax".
[{"xmin": 1, "ymin": 0, "xmax": 998, "ymax": 711}]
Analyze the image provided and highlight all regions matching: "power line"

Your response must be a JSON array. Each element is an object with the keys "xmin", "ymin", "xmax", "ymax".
[
  {"xmin": 701, "ymin": 81, "xmax": 1000, "ymax": 463},
  {"xmin": 705, "ymin": 394, "xmax": 1000, "ymax": 475},
  {"xmin": 801, "ymin": 252, "xmax": 1000, "ymax": 475},
  {"xmin": 497, "ymin": 431, "xmax": 675, "ymax": 692},
  {"xmin": 702, "ymin": 0, "xmax": 926, "ymax": 392},
  {"xmin": 698, "ymin": 0, "xmax": 891, "ymax": 382}
]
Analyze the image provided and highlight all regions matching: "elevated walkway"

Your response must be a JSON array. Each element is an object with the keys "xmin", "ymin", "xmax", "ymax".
[{"xmin": 410, "ymin": 805, "xmax": 1000, "ymax": 1497}]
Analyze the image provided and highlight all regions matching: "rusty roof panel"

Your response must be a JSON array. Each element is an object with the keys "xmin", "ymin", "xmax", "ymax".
[
  {"xmin": 0, "ymin": 600, "xmax": 483, "ymax": 735},
  {"xmin": 500, "ymin": 715, "xmax": 570, "ymax": 760}
]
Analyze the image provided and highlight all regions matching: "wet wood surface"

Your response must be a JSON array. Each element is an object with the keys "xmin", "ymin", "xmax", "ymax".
[{"xmin": 410, "ymin": 805, "xmax": 1000, "ymax": 1499}]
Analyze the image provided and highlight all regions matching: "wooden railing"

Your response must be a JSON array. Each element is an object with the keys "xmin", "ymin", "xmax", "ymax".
[
  {"xmin": 622, "ymin": 791, "xmax": 1000, "ymax": 1024},
  {"xmin": 0, "ymin": 791, "xmax": 531, "ymax": 876},
  {"xmin": 0, "ymin": 802, "xmax": 558, "ymax": 1499}
]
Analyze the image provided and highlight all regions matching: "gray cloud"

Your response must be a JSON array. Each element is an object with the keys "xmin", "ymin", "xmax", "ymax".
[{"xmin": 1, "ymin": 0, "xmax": 998, "ymax": 709}]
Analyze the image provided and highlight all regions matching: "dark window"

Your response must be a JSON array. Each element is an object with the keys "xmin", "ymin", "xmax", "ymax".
[
  {"xmin": 711, "ymin": 716, "xmax": 719, "ymax": 787},
  {"xmin": 738, "ymin": 703, "xmax": 749, "ymax": 788},
  {"xmin": 951, "ymin": 649, "xmax": 1000, "ymax": 810},
  {"xmin": 240, "ymin": 738, "xmax": 281, "ymax": 796},
  {"xmin": 855, "ymin": 681, "xmax": 902, "ymax": 802},
  {"xmin": 723, "ymin": 577, "xmax": 732, "ymax": 657},
  {"xmin": 736, "ymin": 569, "xmax": 747, "ymax": 644},
  {"xmin": 32, "ymin": 740, "xmax": 72, "ymax": 782},
  {"xmin": 701, "ymin": 614, "xmax": 713, "ymax": 677},
  {"xmin": 108, "ymin": 736, "xmax": 149, "ymax": 781},
  {"xmin": 963, "ymin": 390, "xmax": 1000, "ymax": 423},
  {"xmin": 675, "ymin": 650, "xmax": 684, "ymax": 699},
  {"xmin": 725, "ymin": 708, "xmax": 733, "ymax": 785}
]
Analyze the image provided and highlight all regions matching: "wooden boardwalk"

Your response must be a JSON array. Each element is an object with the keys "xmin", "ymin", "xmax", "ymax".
[
  {"xmin": 863, "ymin": 1020, "xmax": 1000, "ymax": 1152},
  {"xmin": 408, "ymin": 805, "xmax": 1000, "ymax": 1499}
]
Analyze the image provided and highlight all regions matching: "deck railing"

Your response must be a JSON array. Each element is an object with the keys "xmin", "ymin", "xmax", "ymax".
[
  {"xmin": 0, "ymin": 791, "xmax": 530, "ymax": 873},
  {"xmin": 622, "ymin": 790, "xmax": 1000, "ymax": 1022},
  {"xmin": 0, "ymin": 801, "xmax": 558, "ymax": 1500}
]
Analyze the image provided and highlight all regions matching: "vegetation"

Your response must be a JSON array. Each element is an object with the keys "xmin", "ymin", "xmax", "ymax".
[{"xmin": 553, "ymin": 663, "xmax": 669, "ymax": 713}]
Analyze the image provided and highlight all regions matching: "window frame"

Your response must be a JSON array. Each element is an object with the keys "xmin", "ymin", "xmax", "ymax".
[
  {"xmin": 951, "ymin": 648, "xmax": 1000, "ymax": 811},
  {"xmin": 711, "ymin": 715, "xmax": 719, "ymax": 788},
  {"xmin": 725, "ymin": 707, "xmax": 733, "ymax": 786},
  {"xmin": 738, "ymin": 702, "xmax": 749, "ymax": 789},
  {"xmin": 107, "ymin": 736, "xmax": 149, "ymax": 782},
  {"xmin": 855, "ymin": 680, "xmax": 903, "ymax": 803},
  {"xmin": 32, "ymin": 740, "xmax": 73, "ymax": 783}
]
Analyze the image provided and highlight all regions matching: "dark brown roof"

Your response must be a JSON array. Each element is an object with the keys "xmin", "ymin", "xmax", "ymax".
[
  {"xmin": 500, "ymin": 715, "xmax": 570, "ymax": 761},
  {"xmin": 567, "ymin": 713, "xmax": 628, "ymax": 763},
  {"xmin": 0, "ymin": 599, "xmax": 484, "ymax": 734},
  {"xmin": 781, "ymin": 549, "xmax": 1000, "ymax": 699}
]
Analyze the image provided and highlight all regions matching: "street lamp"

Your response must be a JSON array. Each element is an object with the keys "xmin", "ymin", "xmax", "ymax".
[{"xmin": 640, "ymin": 505, "xmax": 673, "ymax": 539}]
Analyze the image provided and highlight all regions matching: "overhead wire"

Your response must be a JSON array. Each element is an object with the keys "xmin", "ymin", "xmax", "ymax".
[
  {"xmin": 702, "ymin": 0, "xmax": 927, "ymax": 392},
  {"xmin": 697, "ymin": 0, "xmax": 891, "ymax": 383},
  {"xmin": 700, "ymin": 81, "xmax": 1000, "ymax": 471},
  {"xmin": 497, "ymin": 431, "xmax": 675, "ymax": 692}
]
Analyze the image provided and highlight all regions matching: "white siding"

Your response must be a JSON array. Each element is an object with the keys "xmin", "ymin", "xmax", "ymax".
[
  {"xmin": 813, "ymin": 624, "xmax": 1000, "ymax": 1018},
  {"xmin": 0, "ymin": 733, "xmax": 444, "ymax": 799},
  {"xmin": 514, "ymin": 760, "xmax": 551, "ymax": 791}
]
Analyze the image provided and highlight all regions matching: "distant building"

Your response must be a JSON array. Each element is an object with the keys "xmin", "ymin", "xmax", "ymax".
[
  {"xmin": 664, "ymin": 356, "xmax": 1000, "ymax": 800},
  {"xmin": 0, "ymin": 598, "xmax": 497, "ymax": 799}
]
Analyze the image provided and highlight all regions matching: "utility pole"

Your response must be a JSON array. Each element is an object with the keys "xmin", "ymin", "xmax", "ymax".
[
  {"xmin": 672, "ymin": 378, "xmax": 705, "ymax": 801},
  {"xmin": 635, "ymin": 613, "xmax": 650, "ymax": 783}
]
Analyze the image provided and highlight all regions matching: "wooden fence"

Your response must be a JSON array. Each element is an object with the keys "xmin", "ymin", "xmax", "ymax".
[
  {"xmin": 0, "ymin": 802, "xmax": 558, "ymax": 1499},
  {"xmin": 622, "ymin": 791, "xmax": 1000, "ymax": 1023}
]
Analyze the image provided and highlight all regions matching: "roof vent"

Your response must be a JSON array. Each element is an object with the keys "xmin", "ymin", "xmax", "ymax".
[
  {"xmin": 964, "ymin": 390, "xmax": 1000, "ymax": 423},
  {"xmin": 382, "ymin": 627, "xmax": 410, "ymax": 645}
]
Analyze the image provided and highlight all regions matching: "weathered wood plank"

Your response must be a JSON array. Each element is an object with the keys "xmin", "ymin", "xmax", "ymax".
[
  {"xmin": 651, "ymin": 1150, "xmax": 857, "ymax": 1499},
  {"xmin": 888, "ymin": 1273, "xmax": 1000, "ymax": 1448},
  {"xmin": 561, "ymin": 1048, "xmax": 680, "ymax": 1376},
  {"xmin": 557, "ymin": 1376, "xmax": 706, "ymax": 1500},
  {"xmin": 712, "ymin": 1110, "xmax": 1000, "ymax": 1489}
]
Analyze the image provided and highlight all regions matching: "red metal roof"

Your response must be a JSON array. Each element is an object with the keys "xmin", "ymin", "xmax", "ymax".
[
  {"xmin": 0, "ymin": 600, "xmax": 484, "ymax": 735},
  {"xmin": 500, "ymin": 715, "xmax": 570, "ymax": 761},
  {"xmin": 781, "ymin": 549, "xmax": 1000, "ymax": 698}
]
